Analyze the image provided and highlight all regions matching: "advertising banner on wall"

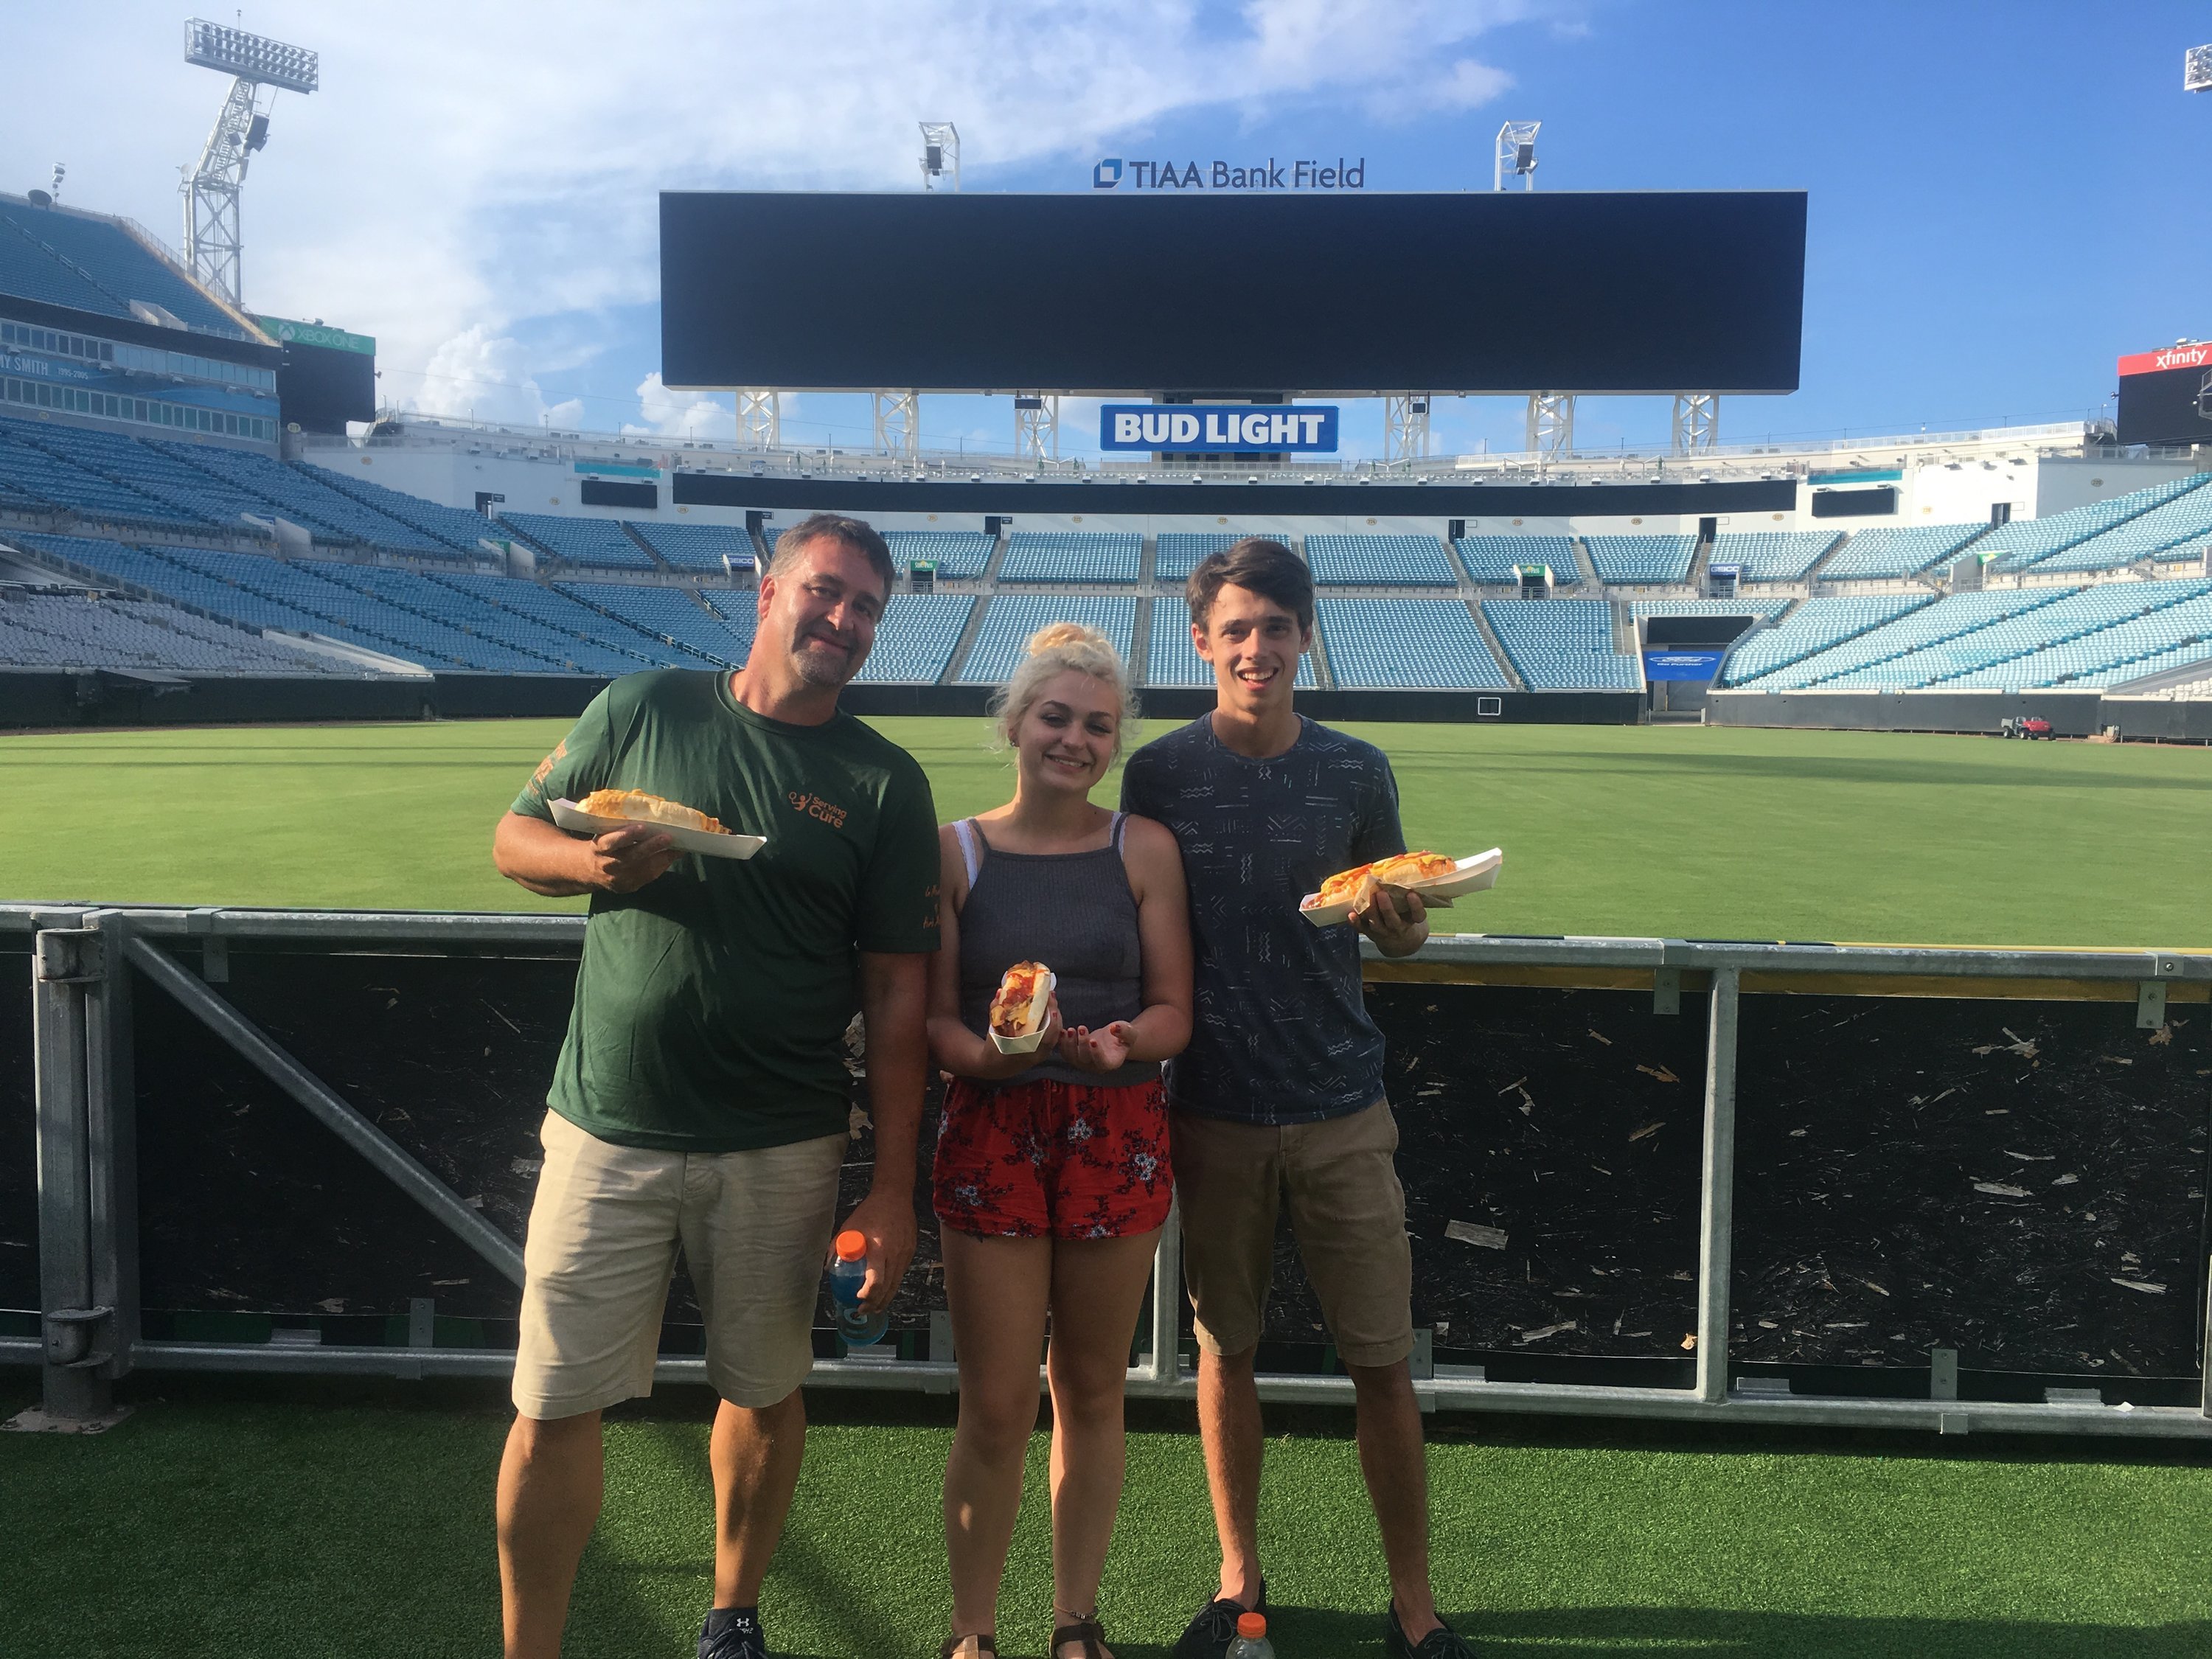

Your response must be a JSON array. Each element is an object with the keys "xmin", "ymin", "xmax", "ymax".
[
  {"xmin": 1100, "ymin": 403, "xmax": 1338, "ymax": 453},
  {"xmin": 1642, "ymin": 650, "xmax": 1727, "ymax": 681}
]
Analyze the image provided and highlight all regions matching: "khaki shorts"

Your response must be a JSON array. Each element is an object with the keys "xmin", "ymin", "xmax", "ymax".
[
  {"xmin": 512, "ymin": 1110, "xmax": 846, "ymax": 1419},
  {"xmin": 1171, "ymin": 1098, "xmax": 1413, "ymax": 1368}
]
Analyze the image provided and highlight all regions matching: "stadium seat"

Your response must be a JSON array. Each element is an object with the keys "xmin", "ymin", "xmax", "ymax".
[
  {"xmin": 499, "ymin": 513, "xmax": 656, "ymax": 571},
  {"xmin": 304, "ymin": 460, "xmax": 504, "ymax": 554},
  {"xmin": 1304, "ymin": 534, "xmax": 1456, "ymax": 586},
  {"xmin": 1753, "ymin": 588, "xmax": 2066, "ymax": 689},
  {"xmin": 852, "ymin": 593, "xmax": 976, "ymax": 684},
  {"xmin": 1318, "ymin": 599, "xmax": 1511, "ymax": 689},
  {"xmin": 2025, "ymin": 481, "xmax": 2212, "ymax": 574},
  {"xmin": 1154, "ymin": 531, "xmax": 1278, "ymax": 582},
  {"xmin": 0, "ymin": 588, "xmax": 352, "ymax": 675},
  {"xmin": 1927, "ymin": 580, "xmax": 2212, "ymax": 689},
  {"xmin": 1454, "ymin": 535, "xmax": 1577, "ymax": 585},
  {"xmin": 1978, "ymin": 476, "xmax": 2209, "ymax": 572},
  {"xmin": 560, "ymin": 580, "xmax": 754, "ymax": 666},
  {"xmin": 956, "ymin": 595, "xmax": 1137, "ymax": 684},
  {"xmin": 882, "ymin": 530, "xmax": 994, "ymax": 579},
  {"xmin": 151, "ymin": 441, "xmax": 455, "ymax": 554},
  {"xmin": 997, "ymin": 532, "xmax": 1142, "ymax": 583},
  {"xmin": 625, "ymin": 520, "xmax": 754, "ymax": 575},
  {"xmin": 1718, "ymin": 594, "xmax": 1932, "ymax": 684},
  {"xmin": 1582, "ymin": 535, "xmax": 1697, "ymax": 584},
  {"xmin": 1815, "ymin": 524, "xmax": 1986, "ymax": 582},
  {"xmin": 0, "ymin": 421, "xmax": 212, "ymax": 532},
  {"xmin": 1632, "ymin": 598, "xmax": 1790, "ymax": 622},
  {"xmin": 1707, "ymin": 530, "xmax": 1839, "ymax": 583},
  {"xmin": 0, "ymin": 200, "xmax": 247, "ymax": 338},
  {"xmin": 1482, "ymin": 599, "xmax": 1642, "ymax": 689}
]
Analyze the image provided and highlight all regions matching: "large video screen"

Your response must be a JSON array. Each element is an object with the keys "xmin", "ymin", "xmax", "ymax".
[
  {"xmin": 661, "ymin": 191, "xmax": 1806, "ymax": 395},
  {"xmin": 2116, "ymin": 359, "xmax": 2212, "ymax": 449},
  {"xmin": 276, "ymin": 338, "xmax": 376, "ymax": 435}
]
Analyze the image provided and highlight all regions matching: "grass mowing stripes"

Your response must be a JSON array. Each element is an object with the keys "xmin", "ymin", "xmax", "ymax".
[
  {"xmin": 1, "ymin": 717, "xmax": 2208, "ymax": 947},
  {"xmin": 2, "ymin": 1380, "xmax": 2210, "ymax": 1657}
]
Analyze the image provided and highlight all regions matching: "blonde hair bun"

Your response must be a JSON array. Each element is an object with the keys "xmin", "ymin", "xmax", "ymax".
[
  {"xmin": 988, "ymin": 619, "xmax": 1140, "ymax": 756},
  {"xmin": 1026, "ymin": 620, "xmax": 1110, "ymax": 656}
]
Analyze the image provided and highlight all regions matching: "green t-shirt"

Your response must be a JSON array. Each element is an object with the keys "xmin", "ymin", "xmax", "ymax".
[{"xmin": 511, "ymin": 669, "xmax": 939, "ymax": 1152}]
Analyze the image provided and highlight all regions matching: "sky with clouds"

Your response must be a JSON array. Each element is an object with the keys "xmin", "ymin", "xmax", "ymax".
[{"xmin": 4, "ymin": 1, "xmax": 2208, "ymax": 459}]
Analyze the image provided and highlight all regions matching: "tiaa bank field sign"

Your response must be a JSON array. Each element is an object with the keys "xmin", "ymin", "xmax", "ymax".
[{"xmin": 1101, "ymin": 404, "xmax": 1338, "ymax": 453}]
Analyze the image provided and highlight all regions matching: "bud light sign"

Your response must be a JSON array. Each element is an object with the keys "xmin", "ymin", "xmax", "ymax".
[{"xmin": 1101, "ymin": 404, "xmax": 1338, "ymax": 453}]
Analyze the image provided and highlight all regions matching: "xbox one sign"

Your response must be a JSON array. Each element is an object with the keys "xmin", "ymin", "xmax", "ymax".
[{"xmin": 1100, "ymin": 403, "xmax": 1339, "ymax": 453}]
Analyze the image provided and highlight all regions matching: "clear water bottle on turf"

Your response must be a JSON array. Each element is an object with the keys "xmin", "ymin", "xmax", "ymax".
[
  {"xmin": 1225, "ymin": 1612, "xmax": 1273, "ymax": 1659},
  {"xmin": 829, "ymin": 1228, "xmax": 887, "ymax": 1347}
]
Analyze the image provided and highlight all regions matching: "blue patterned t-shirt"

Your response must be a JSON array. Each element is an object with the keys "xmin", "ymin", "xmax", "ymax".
[{"xmin": 1120, "ymin": 714, "xmax": 1405, "ymax": 1124}]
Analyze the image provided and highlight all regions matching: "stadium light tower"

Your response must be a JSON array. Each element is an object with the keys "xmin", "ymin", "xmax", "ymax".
[
  {"xmin": 1494, "ymin": 120, "xmax": 1539, "ymax": 192},
  {"xmin": 2187, "ymin": 44, "xmax": 2212, "ymax": 91},
  {"xmin": 1383, "ymin": 395, "xmax": 1430, "ymax": 465},
  {"xmin": 919, "ymin": 122, "xmax": 961, "ymax": 191},
  {"xmin": 179, "ymin": 18, "xmax": 319, "ymax": 308},
  {"xmin": 1014, "ymin": 394, "xmax": 1060, "ymax": 463},
  {"xmin": 1672, "ymin": 392, "xmax": 1719, "ymax": 453}
]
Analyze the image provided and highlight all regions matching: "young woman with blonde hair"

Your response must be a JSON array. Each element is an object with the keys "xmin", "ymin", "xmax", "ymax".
[{"xmin": 926, "ymin": 622, "xmax": 1193, "ymax": 1659}]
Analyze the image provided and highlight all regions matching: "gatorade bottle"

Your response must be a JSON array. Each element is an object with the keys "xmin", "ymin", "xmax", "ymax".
[
  {"xmin": 829, "ymin": 1229, "xmax": 887, "ymax": 1347},
  {"xmin": 1225, "ymin": 1612, "xmax": 1273, "ymax": 1659}
]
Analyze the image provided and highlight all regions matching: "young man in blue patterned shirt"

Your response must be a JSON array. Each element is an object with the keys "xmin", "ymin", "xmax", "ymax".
[{"xmin": 1119, "ymin": 539, "xmax": 1471, "ymax": 1659}]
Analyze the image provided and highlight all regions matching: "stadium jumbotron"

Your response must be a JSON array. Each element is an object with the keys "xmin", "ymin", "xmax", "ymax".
[{"xmin": 7, "ymin": 10, "xmax": 2212, "ymax": 1658}]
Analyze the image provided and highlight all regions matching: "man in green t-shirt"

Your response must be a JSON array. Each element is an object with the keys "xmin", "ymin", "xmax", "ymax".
[{"xmin": 491, "ymin": 514, "xmax": 939, "ymax": 1659}]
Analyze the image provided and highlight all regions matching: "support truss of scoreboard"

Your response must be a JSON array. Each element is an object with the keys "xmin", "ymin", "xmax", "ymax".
[{"xmin": 6, "ymin": 902, "xmax": 2209, "ymax": 1439}]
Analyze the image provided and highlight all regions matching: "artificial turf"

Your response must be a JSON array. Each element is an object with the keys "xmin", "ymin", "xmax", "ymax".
[
  {"xmin": 4, "ymin": 717, "xmax": 2210, "ymax": 947},
  {"xmin": 3, "ymin": 1377, "xmax": 2209, "ymax": 1658}
]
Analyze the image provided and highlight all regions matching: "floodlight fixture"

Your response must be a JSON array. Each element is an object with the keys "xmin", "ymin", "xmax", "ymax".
[
  {"xmin": 1494, "ymin": 120, "xmax": 1540, "ymax": 192},
  {"xmin": 2187, "ymin": 44, "xmax": 2212, "ymax": 92},
  {"xmin": 185, "ymin": 18, "xmax": 319, "ymax": 94},
  {"xmin": 919, "ymin": 122, "xmax": 961, "ymax": 191},
  {"xmin": 180, "ymin": 18, "xmax": 318, "ymax": 307}
]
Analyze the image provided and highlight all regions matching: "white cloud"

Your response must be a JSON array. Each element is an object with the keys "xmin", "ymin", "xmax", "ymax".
[
  {"xmin": 1, "ymin": 1, "xmax": 1548, "ymax": 419},
  {"xmin": 405, "ymin": 324, "xmax": 554, "ymax": 425},
  {"xmin": 625, "ymin": 373, "xmax": 735, "ymax": 441}
]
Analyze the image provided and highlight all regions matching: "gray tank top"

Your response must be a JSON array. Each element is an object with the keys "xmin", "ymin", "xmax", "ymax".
[{"xmin": 953, "ymin": 813, "xmax": 1158, "ymax": 1089}]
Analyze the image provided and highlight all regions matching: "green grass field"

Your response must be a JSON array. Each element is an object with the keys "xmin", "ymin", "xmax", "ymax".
[
  {"xmin": 4, "ymin": 717, "xmax": 2208, "ymax": 945},
  {"xmin": 4, "ymin": 1377, "xmax": 2211, "ymax": 1658}
]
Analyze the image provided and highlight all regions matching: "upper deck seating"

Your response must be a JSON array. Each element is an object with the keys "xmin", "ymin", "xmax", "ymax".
[
  {"xmin": 997, "ymin": 532, "xmax": 1143, "ymax": 583},
  {"xmin": 1816, "ymin": 524, "xmax": 1984, "ymax": 581},
  {"xmin": 1708, "ymin": 531, "xmax": 1837, "ymax": 583},
  {"xmin": 0, "ymin": 199, "xmax": 246, "ymax": 338},
  {"xmin": 882, "ymin": 530, "xmax": 994, "ymax": 579},
  {"xmin": 1304, "ymin": 534, "xmax": 1456, "ymax": 587},
  {"xmin": 1979, "ymin": 476, "xmax": 2207, "ymax": 572},
  {"xmin": 626, "ymin": 521, "xmax": 754, "ymax": 574},
  {"xmin": 1454, "ymin": 535, "xmax": 1576, "ymax": 584},
  {"xmin": 499, "ymin": 513, "xmax": 655, "ymax": 571},
  {"xmin": 1582, "ymin": 535, "xmax": 1697, "ymax": 584}
]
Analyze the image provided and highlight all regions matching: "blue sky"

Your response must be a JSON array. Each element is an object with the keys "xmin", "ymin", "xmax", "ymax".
[{"xmin": 7, "ymin": 2, "xmax": 2208, "ymax": 459}]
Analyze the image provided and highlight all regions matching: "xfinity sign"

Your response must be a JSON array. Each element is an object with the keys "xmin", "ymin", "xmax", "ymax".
[
  {"xmin": 1102, "ymin": 404, "xmax": 1339, "ymax": 453},
  {"xmin": 1091, "ymin": 156, "xmax": 1366, "ymax": 190}
]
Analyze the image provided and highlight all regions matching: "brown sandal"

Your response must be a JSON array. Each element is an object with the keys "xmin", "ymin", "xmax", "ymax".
[
  {"xmin": 939, "ymin": 1636, "xmax": 996, "ymax": 1659},
  {"xmin": 1051, "ymin": 1615, "xmax": 1109, "ymax": 1659}
]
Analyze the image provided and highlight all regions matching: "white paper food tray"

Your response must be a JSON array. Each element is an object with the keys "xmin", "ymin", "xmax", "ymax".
[
  {"xmin": 1298, "ymin": 848, "xmax": 1503, "ymax": 928},
  {"xmin": 550, "ymin": 799, "xmax": 765, "ymax": 860},
  {"xmin": 989, "ymin": 970, "xmax": 1057, "ymax": 1054}
]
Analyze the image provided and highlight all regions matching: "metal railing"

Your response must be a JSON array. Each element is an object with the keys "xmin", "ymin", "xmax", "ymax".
[{"xmin": 7, "ymin": 901, "xmax": 2209, "ymax": 1438}]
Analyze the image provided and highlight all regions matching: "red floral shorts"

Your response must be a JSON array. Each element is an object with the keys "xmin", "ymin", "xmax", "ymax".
[{"xmin": 933, "ymin": 1075, "xmax": 1173, "ymax": 1240}]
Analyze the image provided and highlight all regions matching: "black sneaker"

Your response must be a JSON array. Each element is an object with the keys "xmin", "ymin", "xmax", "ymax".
[
  {"xmin": 1172, "ymin": 1579, "xmax": 1267, "ymax": 1659},
  {"xmin": 698, "ymin": 1608, "xmax": 767, "ymax": 1659},
  {"xmin": 1384, "ymin": 1603, "xmax": 1475, "ymax": 1658}
]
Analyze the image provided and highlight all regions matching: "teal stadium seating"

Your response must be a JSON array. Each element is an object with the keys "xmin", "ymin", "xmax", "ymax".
[{"xmin": 1319, "ymin": 599, "xmax": 1510, "ymax": 689}]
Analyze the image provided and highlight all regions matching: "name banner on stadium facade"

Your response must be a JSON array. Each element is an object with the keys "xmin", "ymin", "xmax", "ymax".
[
  {"xmin": 2118, "ymin": 341, "xmax": 2212, "ymax": 378},
  {"xmin": 0, "ymin": 352, "xmax": 100, "ymax": 383},
  {"xmin": 1100, "ymin": 404, "xmax": 1338, "ymax": 453},
  {"xmin": 1092, "ymin": 157, "xmax": 1366, "ymax": 190},
  {"xmin": 1642, "ymin": 650, "xmax": 1726, "ymax": 681}
]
